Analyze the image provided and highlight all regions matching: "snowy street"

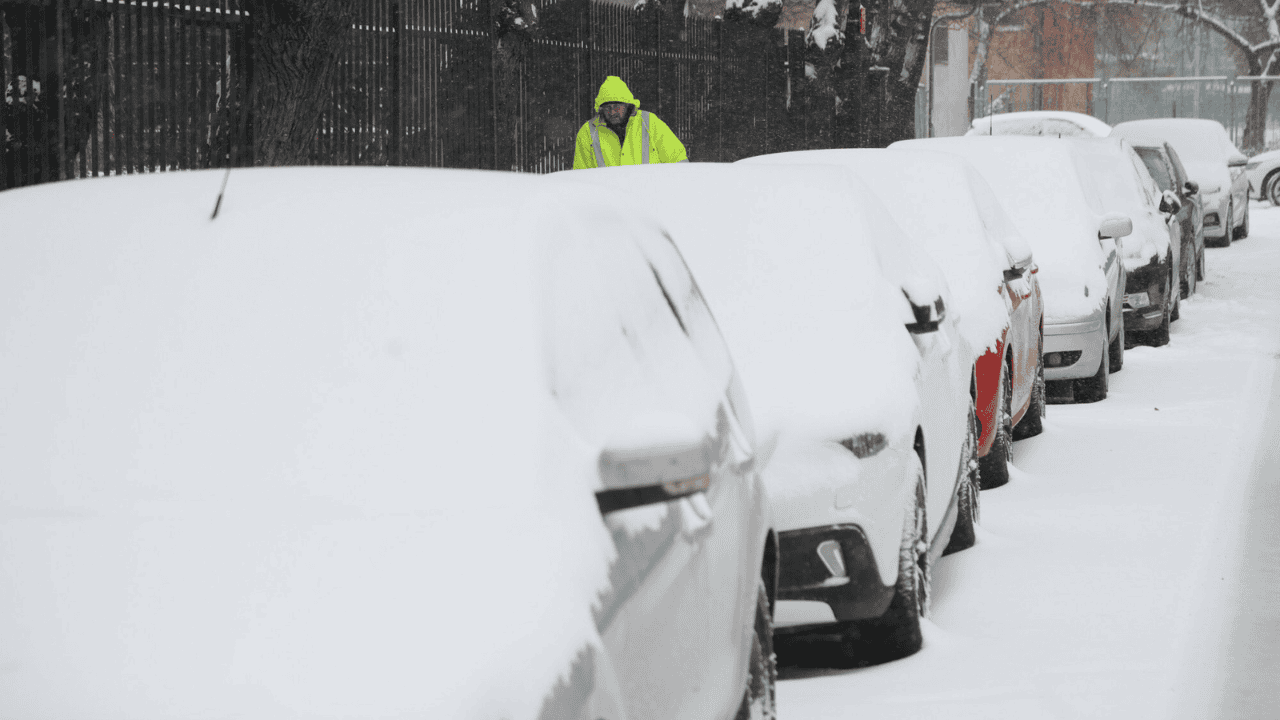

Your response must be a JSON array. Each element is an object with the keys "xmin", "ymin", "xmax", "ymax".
[{"xmin": 778, "ymin": 201, "xmax": 1280, "ymax": 719}]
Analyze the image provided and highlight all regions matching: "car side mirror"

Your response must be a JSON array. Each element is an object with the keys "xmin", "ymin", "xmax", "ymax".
[
  {"xmin": 1228, "ymin": 154, "xmax": 1248, "ymax": 168},
  {"xmin": 1098, "ymin": 212, "xmax": 1133, "ymax": 239},
  {"xmin": 1003, "ymin": 266, "xmax": 1026, "ymax": 282},
  {"xmin": 904, "ymin": 292, "xmax": 946, "ymax": 334},
  {"xmin": 596, "ymin": 415, "xmax": 713, "ymax": 515},
  {"xmin": 1184, "ymin": 180, "xmax": 1199, "ymax": 196},
  {"xmin": 1159, "ymin": 190, "xmax": 1182, "ymax": 214}
]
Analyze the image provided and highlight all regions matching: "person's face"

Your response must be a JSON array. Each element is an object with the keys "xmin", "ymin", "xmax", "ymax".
[{"xmin": 601, "ymin": 102, "xmax": 630, "ymax": 125}]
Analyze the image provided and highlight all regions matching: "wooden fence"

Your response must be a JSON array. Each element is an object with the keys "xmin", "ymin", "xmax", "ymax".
[{"xmin": 1, "ymin": 0, "xmax": 857, "ymax": 190}]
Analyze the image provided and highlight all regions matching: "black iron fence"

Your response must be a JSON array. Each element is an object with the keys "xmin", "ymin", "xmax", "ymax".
[{"xmin": 2, "ymin": 0, "xmax": 852, "ymax": 190}]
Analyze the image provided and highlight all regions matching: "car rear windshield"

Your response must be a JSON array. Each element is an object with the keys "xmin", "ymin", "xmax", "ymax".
[{"xmin": 1134, "ymin": 147, "xmax": 1174, "ymax": 192}]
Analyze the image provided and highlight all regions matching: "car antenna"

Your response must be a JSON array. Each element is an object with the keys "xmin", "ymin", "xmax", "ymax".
[{"xmin": 211, "ymin": 166, "xmax": 232, "ymax": 220}]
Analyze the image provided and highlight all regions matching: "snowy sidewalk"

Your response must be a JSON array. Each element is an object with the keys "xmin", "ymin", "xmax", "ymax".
[{"xmin": 779, "ymin": 202, "xmax": 1280, "ymax": 720}]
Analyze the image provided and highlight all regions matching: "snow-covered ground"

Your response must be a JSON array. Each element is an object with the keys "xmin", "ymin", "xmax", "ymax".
[{"xmin": 779, "ymin": 202, "xmax": 1280, "ymax": 719}]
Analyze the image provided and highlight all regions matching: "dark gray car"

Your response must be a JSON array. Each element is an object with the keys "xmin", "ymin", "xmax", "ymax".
[{"xmin": 1129, "ymin": 138, "xmax": 1206, "ymax": 298}]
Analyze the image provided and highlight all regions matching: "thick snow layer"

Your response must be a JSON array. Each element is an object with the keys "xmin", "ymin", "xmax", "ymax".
[
  {"xmin": 1111, "ymin": 119, "xmax": 1239, "ymax": 193},
  {"xmin": 739, "ymin": 148, "xmax": 1013, "ymax": 355},
  {"xmin": 968, "ymin": 111, "xmax": 1112, "ymax": 138},
  {"xmin": 1070, "ymin": 138, "xmax": 1171, "ymax": 268},
  {"xmin": 725, "ymin": 0, "xmax": 781, "ymax": 18},
  {"xmin": 893, "ymin": 137, "xmax": 1110, "ymax": 323},
  {"xmin": 776, "ymin": 200, "xmax": 1280, "ymax": 719},
  {"xmin": 549, "ymin": 163, "xmax": 924, "ymax": 499},
  {"xmin": 807, "ymin": 0, "xmax": 841, "ymax": 50},
  {"xmin": 0, "ymin": 168, "xmax": 618, "ymax": 720}
]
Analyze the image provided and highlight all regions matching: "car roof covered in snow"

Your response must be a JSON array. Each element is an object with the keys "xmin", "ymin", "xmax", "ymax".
[
  {"xmin": 0, "ymin": 167, "xmax": 617, "ymax": 719},
  {"xmin": 744, "ymin": 147, "xmax": 1022, "ymax": 354},
  {"xmin": 968, "ymin": 110, "xmax": 1113, "ymax": 138},
  {"xmin": 892, "ymin": 136, "xmax": 1112, "ymax": 323},
  {"xmin": 1111, "ymin": 118, "xmax": 1240, "ymax": 185},
  {"xmin": 550, "ymin": 162, "xmax": 924, "ymax": 446}
]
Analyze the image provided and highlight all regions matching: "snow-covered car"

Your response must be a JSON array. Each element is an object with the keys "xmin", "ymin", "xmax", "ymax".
[
  {"xmin": 1111, "ymin": 118, "xmax": 1250, "ymax": 245},
  {"xmin": 894, "ymin": 136, "xmax": 1133, "ymax": 403},
  {"xmin": 0, "ymin": 167, "xmax": 777, "ymax": 720},
  {"xmin": 745, "ymin": 148, "xmax": 1045, "ymax": 490},
  {"xmin": 556, "ymin": 162, "xmax": 978, "ymax": 665},
  {"xmin": 1126, "ymin": 136, "xmax": 1206, "ymax": 297},
  {"xmin": 1245, "ymin": 147, "xmax": 1280, "ymax": 205},
  {"xmin": 967, "ymin": 110, "xmax": 1112, "ymax": 138},
  {"xmin": 1071, "ymin": 138, "xmax": 1184, "ymax": 346}
]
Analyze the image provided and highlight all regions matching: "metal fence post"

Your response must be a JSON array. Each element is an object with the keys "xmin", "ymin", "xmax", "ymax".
[{"xmin": 391, "ymin": 1, "xmax": 402, "ymax": 166}]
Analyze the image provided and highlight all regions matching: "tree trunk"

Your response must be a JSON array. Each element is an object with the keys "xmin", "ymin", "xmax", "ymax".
[
  {"xmin": 245, "ymin": 0, "xmax": 357, "ymax": 167},
  {"xmin": 1244, "ymin": 52, "xmax": 1276, "ymax": 152},
  {"xmin": 865, "ymin": 0, "xmax": 935, "ymax": 144}
]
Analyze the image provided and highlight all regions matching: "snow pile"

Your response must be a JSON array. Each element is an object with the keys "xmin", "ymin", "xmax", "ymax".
[
  {"xmin": 741, "ymin": 148, "xmax": 1014, "ymax": 355},
  {"xmin": 549, "ymin": 163, "xmax": 924, "ymax": 503},
  {"xmin": 1070, "ymin": 137, "xmax": 1171, "ymax": 269},
  {"xmin": 893, "ymin": 136, "xmax": 1112, "ymax": 323},
  {"xmin": 968, "ymin": 110, "xmax": 1113, "ymax": 138},
  {"xmin": 0, "ymin": 168, "xmax": 619, "ymax": 719},
  {"xmin": 724, "ymin": 0, "xmax": 782, "ymax": 21},
  {"xmin": 807, "ymin": 0, "xmax": 842, "ymax": 50}
]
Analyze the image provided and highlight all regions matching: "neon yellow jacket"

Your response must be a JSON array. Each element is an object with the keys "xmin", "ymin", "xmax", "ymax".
[{"xmin": 572, "ymin": 76, "xmax": 688, "ymax": 169}]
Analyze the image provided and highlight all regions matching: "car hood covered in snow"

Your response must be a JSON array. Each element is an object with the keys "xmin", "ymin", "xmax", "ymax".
[
  {"xmin": 1069, "ymin": 138, "xmax": 1172, "ymax": 268},
  {"xmin": 0, "ymin": 168, "xmax": 617, "ymax": 719},
  {"xmin": 893, "ymin": 136, "xmax": 1111, "ymax": 323},
  {"xmin": 551, "ymin": 163, "xmax": 925, "ymax": 483}
]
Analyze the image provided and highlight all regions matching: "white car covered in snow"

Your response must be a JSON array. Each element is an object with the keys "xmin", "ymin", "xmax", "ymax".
[
  {"xmin": 557, "ymin": 162, "xmax": 978, "ymax": 665},
  {"xmin": 895, "ymin": 136, "xmax": 1133, "ymax": 403},
  {"xmin": 967, "ymin": 110, "xmax": 1112, "ymax": 138},
  {"xmin": 746, "ymin": 148, "xmax": 1047, "ymax": 490},
  {"xmin": 0, "ymin": 167, "xmax": 777, "ymax": 720},
  {"xmin": 1070, "ymin": 137, "xmax": 1185, "ymax": 346},
  {"xmin": 1111, "ymin": 118, "xmax": 1251, "ymax": 245}
]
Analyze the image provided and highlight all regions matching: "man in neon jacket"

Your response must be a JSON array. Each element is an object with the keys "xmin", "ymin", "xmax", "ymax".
[{"xmin": 573, "ymin": 76, "xmax": 688, "ymax": 169}]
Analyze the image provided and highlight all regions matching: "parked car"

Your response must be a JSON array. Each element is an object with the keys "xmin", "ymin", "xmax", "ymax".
[
  {"xmin": 744, "ymin": 148, "xmax": 1045, "ymax": 489},
  {"xmin": 1071, "ymin": 138, "xmax": 1184, "ymax": 346},
  {"xmin": 557, "ymin": 162, "xmax": 978, "ymax": 665},
  {"xmin": 1111, "ymin": 118, "xmax": 1250, "ymax": 245},
  {"xmin": 0, "ymin": 167, "xmax": 777, "ymax": 720},
  {"xmin": 1124, "ymin": 135, "xmax": 1206, "ymax": 296},
  {"xmin": 1245, "ymin": 147, "xmax": 1280, "ymax": 205},
  {"xmin": 967, "ymin": 110, "xmax": 1112, "ymax": 138},
  {"xmin": 894, "ymin": 136, "xmax": 1133, "ymax": 403}
]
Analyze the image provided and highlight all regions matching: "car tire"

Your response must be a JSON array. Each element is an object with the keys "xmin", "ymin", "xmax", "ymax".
[
  {"xmin": 1268, "ymin": 172, "xmax": 1280, "ymax": 206},
  {"xmin": 944, "ymin": 397, "xmax": 980, "ymax": 556},
  {"xmin": 1234, "ymin": 201, "xmax": 1250, "ymax": 240},
  {"xmin": 1180, "ymin": 239, "xmax": 1196, "ymax": 299},
  {"xmin": 1075, "ymin": 328, "xmax": 1110, "ymax": 403},
  {"xmin": 1197, "ymin": 246, "xmax": 1205, "ymax": 282},
  {"xmin": 840, "ymin": 457, "xmax": 928, "ymax": 664},
  {"xmin": 734, "ymin": 581, "xmax": 777, "ymax": 720},
  {"xmin": 1170, "ymin": 260, "xmax": 1181, "ymax": 323},
  {"xmin": 978, "ymin": 361, "xmax": 1012, "ymax": 490},
  {"xmin": 1013, "ymin": 337, "xmax": 1046, "ymax": 440},
  {"xmin": 1224, "ymin": 200, "xmax": 1235, "ymax": 245},
  {"xmin": 1108, "ymin": 314, "xmax": 1124, "ymax": 373}
]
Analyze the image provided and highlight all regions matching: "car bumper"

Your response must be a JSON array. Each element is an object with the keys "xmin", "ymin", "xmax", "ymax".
[
  {"xmin": 1123, "ymin": 258, "xmax": 1171, "ymax": 332},
  {"xmin": 1203, "ymin": 195, "xmax": 1230, "ymax": 237},
  {"xmin": 774, "ymin": 524, "xmax": 894, "ymax": 629},
  {"xmin": 1042, "ymin": 314, "xmax": 1106, "ymax": 381}
]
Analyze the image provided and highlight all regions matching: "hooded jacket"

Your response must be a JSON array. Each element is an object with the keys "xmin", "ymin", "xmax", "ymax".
[{"xmin": 573, "ymin": 76, "xmax": 688, "ymax": 169}]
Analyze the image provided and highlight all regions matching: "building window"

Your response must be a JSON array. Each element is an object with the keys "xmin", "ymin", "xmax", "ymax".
[{"xmin": 932, "ymin": 25, "xmax": 949, "ymax": 65}]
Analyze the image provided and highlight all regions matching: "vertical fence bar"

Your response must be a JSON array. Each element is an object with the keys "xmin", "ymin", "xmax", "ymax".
[{"xmin": 56, "ymin": 0, "xmax": 67, "ymax": 180}]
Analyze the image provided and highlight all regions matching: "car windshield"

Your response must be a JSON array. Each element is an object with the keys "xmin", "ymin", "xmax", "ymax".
[{"xmin": 1133, "ymin": 147, "xmax": 1174, "ymax": 192}]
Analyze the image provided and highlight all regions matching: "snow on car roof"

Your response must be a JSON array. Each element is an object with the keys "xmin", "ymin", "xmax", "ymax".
[
  {"xmin": 968, "ymin": 110, "xmax": 1113, "ymax": 138},
  {"xmin": 0, "ymin": 167, "xmax": 615, "ymax": 719},
  {"xmin": 891, "ymin": 137, "xmax": 1110, "ymax": 323},
  {"xmin": 1111, "ymin": 118, "xmax": 1233, "ymax": 166},
  {"xmin": 738, "ymin": 148, "xmax": 1014, "ymax": 354},
  {"xmin": 550, "ymin": 163, "xmax": 923, "ymax": 447}
]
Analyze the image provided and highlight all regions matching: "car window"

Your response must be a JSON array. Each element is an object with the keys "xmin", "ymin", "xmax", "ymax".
[
  {"xmin": 1134, "ymin": 147, "xmax": 1174, "ymax": 192},
  {"xmin": 1164, "ymin": 144, "xmax": 1189, "ymax": 187},
  {"xmin": 1124, "ymin": 146, "xmax": 1163, "ymax": 207}
]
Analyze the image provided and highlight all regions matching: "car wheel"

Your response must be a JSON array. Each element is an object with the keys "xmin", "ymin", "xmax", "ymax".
[
  {"xmin": 1268, "ymin": 172, "xmax": 1280, "ymax": 206},
  {"xmin": 1075, "ymin": 328, "xmax": 1110, "ymax": 403},
  {"xmin": 944, "ymin": 397, "xmax": 980, "ymax": 556},
  {"xmin": 733, "ymin": 581, "xmax": 777, "ymax": 720},
  {"xmin": 1234, "ymin": 201, "xmax": 1250, "ymax": 240},
  {"xmin": 1108, "ymin": 314, "xmax": 1124, "ymax": 372},
  {"xmin": 840, "ymin": 456, "xmax": 928, "ymax": 664},
  {"xmin": 1224, "ymin": 200, "xmax": 1235, "ymax": 245},
  {"xmin": 1180, "ymin": 239, "xmax": 1196, "ymax": 299},
  {"xmin": 978, "ymin": 361, "xmax": 1012, "ymax": 490},
  {"xmin": 1170, "ymin": 261, "xmax": 1181, "ymax": 323},
  {"xmin": 1197, "ymin": 246, "xmax": 1205, "ymax": 282},
  {"xmin": 1013, "ymin": 336, "xmax": 1045, "ymax": 440}
]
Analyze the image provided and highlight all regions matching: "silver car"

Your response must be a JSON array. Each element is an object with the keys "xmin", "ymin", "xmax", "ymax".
[{"xmin": 0, "ymin": 167, "xmax": 776, "ymax": 720}]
